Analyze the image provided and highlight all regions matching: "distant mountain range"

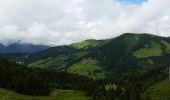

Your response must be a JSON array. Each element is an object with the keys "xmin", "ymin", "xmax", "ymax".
[{"xmin": 0, "ymin": 43, "xmax": 50, "ymax": 53}]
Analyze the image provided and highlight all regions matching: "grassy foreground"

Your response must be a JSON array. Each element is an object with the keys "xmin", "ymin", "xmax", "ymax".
[
  {"xmin": 144, "ymin": 79, "xmax": 170, "ymax": 100},
  {"xmin": 0, "ymin": 89, "xmax": 89, "ymax": 100}
]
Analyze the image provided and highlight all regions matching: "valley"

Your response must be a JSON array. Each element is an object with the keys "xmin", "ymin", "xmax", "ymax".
[{"xmin": 0, "ymin": 33, "xmax": 170, "ymax": 100}]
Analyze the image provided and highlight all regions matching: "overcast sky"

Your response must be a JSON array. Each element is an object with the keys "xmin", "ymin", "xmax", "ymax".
[{"xmin": 0, "ymin": 0, "xmax": 170, "ymax": 46}]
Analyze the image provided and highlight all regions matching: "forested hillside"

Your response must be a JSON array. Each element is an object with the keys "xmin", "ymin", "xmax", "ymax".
[{"xmin": 0, "ymin": 57, "xmax": 50, "ymax": 95}]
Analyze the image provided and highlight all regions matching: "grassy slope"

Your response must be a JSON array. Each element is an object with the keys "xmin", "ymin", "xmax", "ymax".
[
  {"xmin": 133, "ymin": 41, "xmax": 162, "ymax": 58},
  {"xmin": 0, "ymin": 89, "xmax": 89, "ymax": 100},
  {"xmin": 133, "ymin": 39, "xmax": 170, "ymax": 58},
  {"xmin": 144, "ymin": 79, "xmax": 170, "ymax": 100},
  {"xmin": 29, "ymin": 51, "xmax": 89, "ymax": 69},
  {"xmin": 71, "ymin": 40, "xmax": 106, "ymax": 49},
  {"xmin": 67, "ymin": 58, "xmax": 105, "ymax": 78},
  {"xmin": 29, "ymin": 56, "xmax": 68, "ymax": 69}
]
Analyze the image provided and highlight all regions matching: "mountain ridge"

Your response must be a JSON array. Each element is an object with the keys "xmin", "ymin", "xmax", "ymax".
[
  {"xmin": 25, "ymin": 33, "xmax": 170, "ymax": 79},
  {"xmin": 0, "ymin": 43, "xmax": 50, "ymax": 53}
]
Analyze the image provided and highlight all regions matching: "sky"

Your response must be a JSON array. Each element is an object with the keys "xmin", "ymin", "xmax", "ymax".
[
  {"xmin": 0, "ymin": 0, "xmax": 170, "ymax": 46},
  {"xmin": 117, "ymin": 0, "xmax": 147, "ymax": 4}
]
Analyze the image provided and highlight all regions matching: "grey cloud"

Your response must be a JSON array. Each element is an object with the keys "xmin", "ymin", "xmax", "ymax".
[{"xmin": 0, "ymin": 0, "xmax": 169, "ymax": 46}]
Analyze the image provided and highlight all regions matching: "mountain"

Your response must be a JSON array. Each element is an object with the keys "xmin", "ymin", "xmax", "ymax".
[
  {"xmin": 27, "ymin": 39, "xmax": 109, "ymax": 74},
  {"xmin": 0, "ymin": 43, "xmax": 50, "ymax": 53},
  {"xmin": 26, "ymin": 33, "xmax": 170, "ymax": 78},
  {"xmin": 1, "ymin": 33, "xmax": 170, "ymax": 100},
  {"xmin": 28, "ymin": 39, "xmax": 109, "ymax": 62},
  {"xmin": 89, "ymin": 33, "xmax": 170, "ymax": 69}
]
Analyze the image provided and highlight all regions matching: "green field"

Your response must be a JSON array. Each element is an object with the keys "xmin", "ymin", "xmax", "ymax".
[
  {"xmin": 144, "ymin": 79, "xmax": 170, "ymax": 100},
  {"xmin": 0, "ymin": 89, "xmax": 89, "ymax": 100},
  {"xmin": 133, "ymin": 41, "xmax": 162, "ymax": 58},
  {"xmin": 67, "ymin": 58, "xmax": 105, "ymax": 78}
]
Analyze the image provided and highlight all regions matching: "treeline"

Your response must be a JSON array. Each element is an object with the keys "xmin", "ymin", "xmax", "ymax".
[
  {"xmin": 0, "ymin": 58, "xmax": 50, "ymax": 95},
  {"xmin": 37, "ymin": 69, "xmax": 142, "ymax": 100}
]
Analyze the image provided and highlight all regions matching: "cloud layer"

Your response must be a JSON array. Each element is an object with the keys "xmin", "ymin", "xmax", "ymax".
[{"xmin": 0, "ymin": 0, "xmax": 169, "ymax": 45}]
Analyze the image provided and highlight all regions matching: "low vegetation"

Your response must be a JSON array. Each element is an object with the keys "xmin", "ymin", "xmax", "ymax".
[
  {"xmin": 144, "ymin": 79, "xmax": 170, "ymax": 100},
  {"xmin": 0, "ymin": 88, "xmax": 89, "ymax": 100},
  {"xmin": 68, "ymin": 58, "xmax": 105, "ymax": 78}
]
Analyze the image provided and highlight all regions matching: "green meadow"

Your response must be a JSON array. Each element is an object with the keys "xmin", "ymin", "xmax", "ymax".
[{"xmin": 0, "ymin": 89, "xmax": 89, "ymax": 100}]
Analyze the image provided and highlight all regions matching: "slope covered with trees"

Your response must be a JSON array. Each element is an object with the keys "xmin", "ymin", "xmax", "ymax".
[{"xmin": 0, "ymin": 57, "xmax": 50, "ymax": 95}]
